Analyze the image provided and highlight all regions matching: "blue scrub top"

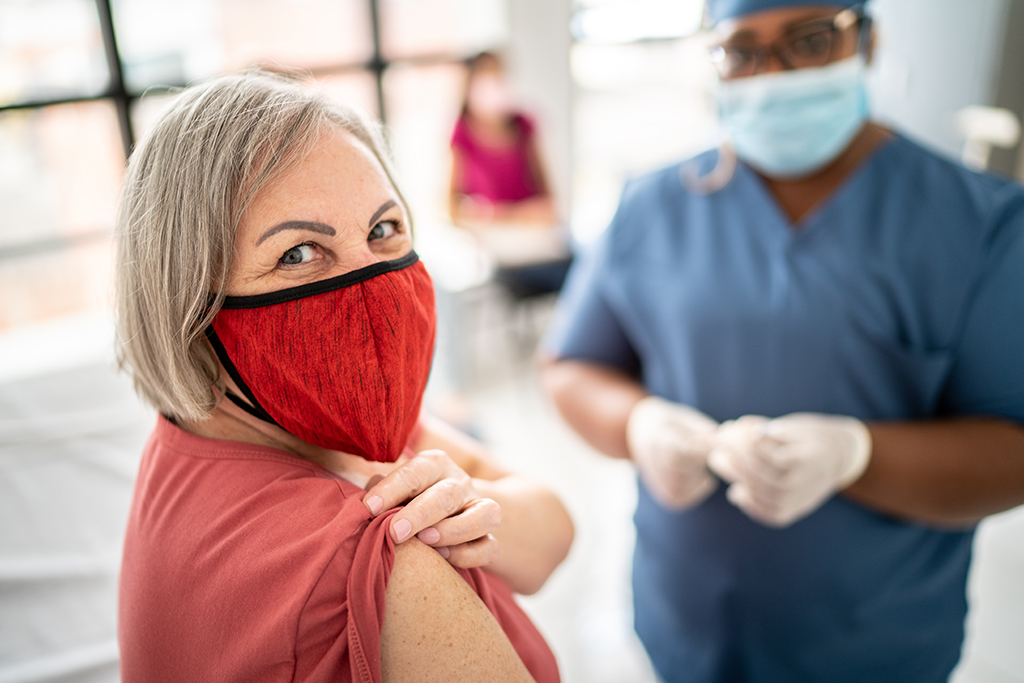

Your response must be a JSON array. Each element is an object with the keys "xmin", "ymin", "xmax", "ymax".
[{"xmin": 546, "ymin": 134, "xmax": 1024, "ymax": 683}]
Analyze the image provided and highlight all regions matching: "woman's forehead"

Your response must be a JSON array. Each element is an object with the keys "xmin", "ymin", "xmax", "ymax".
[
  {"xmin": 275, "ymin": 127, "xmax": 387, "ymax": 192},
  {"xmin": 241, "ymin": 127, "xmax": 397, "ymax": 227}
]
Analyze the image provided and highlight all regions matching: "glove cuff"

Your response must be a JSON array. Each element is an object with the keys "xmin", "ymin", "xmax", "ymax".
[
  {"xmin": 837, "ymin": 418, "xmax": 872, "ymax": 487},
  {"xmin": 626, "ymin": 395, "xmax": 668, "ymax": 461},
  {"xmin": 627, "ymin": 395, "xmax": 717, "ymax": 460}
]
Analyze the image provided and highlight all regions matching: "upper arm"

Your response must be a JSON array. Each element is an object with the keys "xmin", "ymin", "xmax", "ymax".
[
  {"xmin": 380, "ymin": 539, "xmax": 535, "ymax": 683},
  {"xmin": 449, "ymin": 149, "xmax": 465, "ymax": 198},
  {"xmin": 450, "ymin": 117, "xmax": 471, "ymax": 201},
  {"xmin": 942, "ymin": 216, "xmax": 1024, "ymax": 423},
  {"xmin": 542, "ymin": 234, "xmax": 641, "ymax": 375},
  {"xmin": 525, "ymin": 134, "xmax": 550, "ymax": 197}
]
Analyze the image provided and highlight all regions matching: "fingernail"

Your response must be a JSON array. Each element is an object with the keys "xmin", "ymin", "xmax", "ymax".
[
  {"xmin": 418, "ymin": 527, "xmax": 441, "ymax": 545},
  {"xmin": 393, "ymin": 518, "xmax": 412, "ymax": 543},
  {"xmin": 436, "ymin": 546, "xmax": 450, "ymax": 559},
  {"xmin": 366, "ymin": 495, "xmax": 383, "ymax": 516}
]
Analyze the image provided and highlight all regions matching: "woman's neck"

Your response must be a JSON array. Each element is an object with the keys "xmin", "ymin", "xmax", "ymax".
[{"xmin": 180, "ymin": 399, "xmax": 400, "ymax": 487}]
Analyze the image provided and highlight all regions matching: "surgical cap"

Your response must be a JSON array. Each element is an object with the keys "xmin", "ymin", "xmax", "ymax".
[{"xmin": 706, "ymin": 0, "xmax": 858, "ymax": 24}]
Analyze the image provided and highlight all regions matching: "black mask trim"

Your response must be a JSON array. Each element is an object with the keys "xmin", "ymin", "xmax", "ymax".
[
  {"xmin": 204, "ymin": 326, "xmax": 280, "ymax": 427},
  {"xmin": 218, "ymin": 250, "xmax": 419, "ymax": 310}
]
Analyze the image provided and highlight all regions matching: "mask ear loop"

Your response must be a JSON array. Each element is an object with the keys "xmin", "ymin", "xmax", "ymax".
[
  {"xmin": 681, "ymin": 144, "xmax": 737, "ymax": 195},
  {"xmin": 204, "ymin": 326, "xmax": 283, "ymax": 427}
]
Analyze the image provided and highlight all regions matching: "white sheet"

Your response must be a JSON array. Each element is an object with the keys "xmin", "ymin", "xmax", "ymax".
[{"xmin": 0, "ymin": 355, "xmax": 153, "ymax": 683}]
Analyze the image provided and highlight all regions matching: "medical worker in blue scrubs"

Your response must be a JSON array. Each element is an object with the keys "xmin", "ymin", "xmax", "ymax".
[{"xmin": 542, "ymin": 1, "xmax": 1024, "ymax": 681}]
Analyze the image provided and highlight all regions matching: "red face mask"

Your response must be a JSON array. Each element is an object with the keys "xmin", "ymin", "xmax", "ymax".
[{"xmin": 206, "ymin": 251, "xmax": 435, "ymax": 463}]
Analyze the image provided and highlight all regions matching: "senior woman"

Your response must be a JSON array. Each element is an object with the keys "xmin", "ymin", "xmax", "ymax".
[{"xmin": 115, "ymin": 70, "xmax": 571, "ymax": 682}]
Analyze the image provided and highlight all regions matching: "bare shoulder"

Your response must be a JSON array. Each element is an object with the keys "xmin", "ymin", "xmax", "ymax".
[{"xmin": 380, "ymin": 539, "xmax": 535, "ymax": 683}]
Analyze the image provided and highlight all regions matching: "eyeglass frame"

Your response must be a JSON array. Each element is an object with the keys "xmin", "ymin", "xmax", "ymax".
[{"xmin": 707, "ymin": 4, "xmax": 872, "ymax": 79}]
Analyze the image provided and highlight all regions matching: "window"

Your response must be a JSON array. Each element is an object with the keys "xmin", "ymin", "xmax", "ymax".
[
  {"xmin": 569, "ymin": 0, "xmax": 716, "ymax": 244},
  {"xmin": 0, "ymin": 0, "xmax": 507, "ymax": 332}
]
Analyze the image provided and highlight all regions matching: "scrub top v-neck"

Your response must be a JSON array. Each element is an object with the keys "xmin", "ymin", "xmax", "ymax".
[{"xmin": 546, "ymin": 133, "xmax": 1024, "ymax": 683}]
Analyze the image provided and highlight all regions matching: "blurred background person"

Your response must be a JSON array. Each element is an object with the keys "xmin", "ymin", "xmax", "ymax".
[
  {"xmin": 450, "ymin": 50, "xmax": 573, "ymax": 299},
  {"xmin": 451, "ymin": 51, "xmax": 556, "ymax": 229},
  {"xmin": 430, "ymin": 49, "xmax": 575, "ymax": 436},
  {"xmin": 542, "ymin": 1, "xmax": 1024, "ymax": 681}
]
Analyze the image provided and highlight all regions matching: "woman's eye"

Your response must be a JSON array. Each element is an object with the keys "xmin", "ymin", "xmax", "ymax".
[
  {"xmin": 368, "ymin": 220, "xmax": 398, "ymax": 242},
  {"xmin": 279, "ymin": 243, "xmax": 317, "ymax": 266}
]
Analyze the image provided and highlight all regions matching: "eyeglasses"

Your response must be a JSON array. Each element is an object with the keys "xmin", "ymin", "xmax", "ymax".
[{"xmin": 708, "ymin": 6, "xmax": 867, "ymax": 79}]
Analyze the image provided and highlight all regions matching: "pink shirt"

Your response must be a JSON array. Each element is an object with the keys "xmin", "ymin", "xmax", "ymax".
[
  {"xmin": 119, "ymin": 416, "xmax": 559, "ymax": 683},
  {"xmin": 451, "ymin": 113, "xmax": 540, "ymax": 204}
]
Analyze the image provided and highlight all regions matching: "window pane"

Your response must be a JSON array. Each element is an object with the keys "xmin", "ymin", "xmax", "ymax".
[
  {"xmin": 111, "ymin": 0, "xmax": 374, "ymax": 93},
  {"xmin": 383, "ymin": 63, "xmax": 466, "ymax": 220},
  {"xmin": 379, "ymin": 0, "xmax": 507, "ymax": 61},
  {"xmin": 571, "ymin": 0, "xmax": 704, "ymax": 43},
  {"xmin": 0, "ymin": 102, "xmax": 125, "ymax": 250},
  {"xmin": 129, "ymin": 91, "xmax": 174, "ymax": 143},
  {"xmin": 571, "ymin": 40, "xmax": 717, "ymax": 244},
  {"xmin": 0, "ymin": 0, "xmax": 109, "ymax": 107},
  {"xmin": 0, "ymin": 239, "xmax": 113, "ymax": 331},
  {"xmin": 317, "ymin": 71, "xmax": 380, "ymax": 121}
]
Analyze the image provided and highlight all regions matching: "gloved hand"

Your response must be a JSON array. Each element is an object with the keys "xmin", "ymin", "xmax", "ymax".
[
  {"xmin": 707, "ymin": 413, "xmax": 872, "ymax": 528},
  {"xmin": 626, "ymin": 396, "xmax": 720, "ymax": 510}
]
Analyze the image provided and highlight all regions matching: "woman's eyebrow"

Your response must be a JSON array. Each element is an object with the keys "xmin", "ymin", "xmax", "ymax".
[
  {"xmin": 368, "ymin": 199, "xmax": 397, "ymax": 228},
  {"xmin": 256, "ymin": 220, "xmax": 336, "ymax": 246}
]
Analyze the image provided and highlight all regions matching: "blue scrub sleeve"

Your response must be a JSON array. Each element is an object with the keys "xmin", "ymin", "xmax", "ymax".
[
  {"xmin": 942, "ymin": 212, "xmax": 1024, "ymax": 423},
  {"xmin": 543, "ymin": 230, "xmax": 641, "ymax": 376}
]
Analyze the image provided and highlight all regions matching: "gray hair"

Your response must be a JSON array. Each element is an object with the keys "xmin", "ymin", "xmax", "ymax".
[{"xmin": 115, "ymin": 69, "xmax": 408, "ymax": 421}]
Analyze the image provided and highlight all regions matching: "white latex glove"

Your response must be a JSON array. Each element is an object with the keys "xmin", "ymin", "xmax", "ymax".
[
  {"xmin": 626, "ymin": 396, "xmax": 720, "ymax": 510},
  {"xmin": 707, "ymin": 413, "xmax": 872, "ymax": 528}
]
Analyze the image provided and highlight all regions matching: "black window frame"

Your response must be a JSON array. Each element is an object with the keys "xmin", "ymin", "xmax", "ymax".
[{"xmin": 0, "ymin": 0, "xmax": 479, "ymax": 260}]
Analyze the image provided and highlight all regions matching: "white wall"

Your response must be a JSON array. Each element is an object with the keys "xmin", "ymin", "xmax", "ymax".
[
  {"xmin": 866, "ymin": 9, "xmax": 1024, "ymax": 677},
  {"xmin": 868, "ymin": 0, "xmax": 1010, "ymax": 160},
  {"xmin": 505, "ymin": 0, "xmax": 574, "ymax": 218}
]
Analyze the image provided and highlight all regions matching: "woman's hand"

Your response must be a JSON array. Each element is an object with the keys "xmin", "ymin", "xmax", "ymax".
[{"xmin": 363, "ymin": 449, "xmax": 503, "ymax": 569}]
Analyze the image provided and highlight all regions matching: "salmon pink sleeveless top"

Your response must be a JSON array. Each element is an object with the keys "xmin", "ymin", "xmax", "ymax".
[{"xmin": 118, "ymin": 416, "xmax": 559, "ymax": 683}]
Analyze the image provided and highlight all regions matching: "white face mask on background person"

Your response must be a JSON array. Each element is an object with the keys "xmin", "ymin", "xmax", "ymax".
[
  {"xmin": 467, "ymin": 74, "xmax": 515, "ymax": 120},
  {"xmin": 718, "ymin": 56, "xmax": 869, "ymax": 178}
]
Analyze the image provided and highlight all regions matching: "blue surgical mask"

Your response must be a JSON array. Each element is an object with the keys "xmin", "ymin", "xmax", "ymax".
[{"xmin": 718, "ymin": 56, "xmax": 869, "ymax": 178}]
